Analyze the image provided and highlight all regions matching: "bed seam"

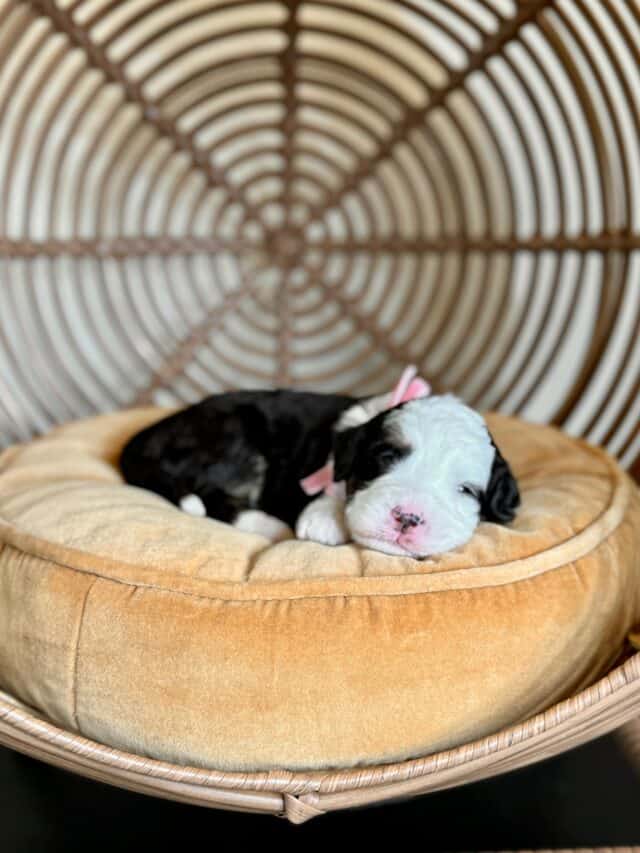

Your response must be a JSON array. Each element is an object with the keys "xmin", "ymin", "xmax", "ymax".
[
  {"xmin": 0, "ymin": 452, "xmax": 633, "ymax": 604},
  {"xmin": 0, "ymin": 517, "xmax": 630, "ymax": 606},
  {"xmin": 71, "ymin": 577, "xmax": 97, "ymax": 731}
]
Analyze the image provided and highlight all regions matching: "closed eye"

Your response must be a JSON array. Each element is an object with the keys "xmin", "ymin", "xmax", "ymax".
[
  {"xmin": 459, "ymin": 483, "xmax": 481, "ymax": 501},
  {"xmin": 350, "ymin": 441, "xmax": 409, "ymax": 487},
  {"xmin": 373, "ymin": 443, "xmax": 407, "ymax": 467}
]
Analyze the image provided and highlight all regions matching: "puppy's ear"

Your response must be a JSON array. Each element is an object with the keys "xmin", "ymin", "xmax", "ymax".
[
  {"xmin": 333, "ymin": 425, "xmax": 365, "ymax": 482},
  {"xmin": 480, "ymin": 437, "xmax": 520, "ymax": 524}
]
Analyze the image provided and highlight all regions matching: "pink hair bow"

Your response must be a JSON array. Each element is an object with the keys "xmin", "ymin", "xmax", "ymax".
[
  {"xmin": 300, "ymin": 365, "xmax": 431, "ymax": 498},
  {"xmin": 388, "ymin": 364, "xmax": 431, "ymax": 408}
]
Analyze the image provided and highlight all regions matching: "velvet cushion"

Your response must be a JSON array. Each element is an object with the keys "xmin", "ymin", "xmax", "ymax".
[{"xmin": 0, "ymin": 408, "xmax": 638, "ymax": 772}]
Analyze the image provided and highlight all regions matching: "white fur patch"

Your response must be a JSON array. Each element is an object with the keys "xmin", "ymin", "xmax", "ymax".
[
  {"xmin": 233, "ymin": 510, "xmax": 292, "ymax": 542},
  {"xmin": 295, "ymin": 494, "xmax": 349, "ymax": 546},
  {"xmin": 336, "ymin": 392, "xmax": 392, "ymax": 431},
  {"xmin": 345, "ymin": 395, "xmax": 495, "ymax": 558},
  {"xmin": 180, "ymin": 493, "xmax": 206, "ymax": 517}
]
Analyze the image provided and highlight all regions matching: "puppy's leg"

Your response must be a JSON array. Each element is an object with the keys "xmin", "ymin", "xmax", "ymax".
[
  {"xmin": 295, "ymin": 494, "xmax": 349, "ymax": 546},
  {"xmin": 233, "ymin": 510, "xmax": 292, "ymax": 542}
]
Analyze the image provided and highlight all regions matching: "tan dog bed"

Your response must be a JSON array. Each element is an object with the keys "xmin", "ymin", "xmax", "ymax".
[{"xmin": 0, "ymin": 408, "xmax": 639, "ymax": 777}]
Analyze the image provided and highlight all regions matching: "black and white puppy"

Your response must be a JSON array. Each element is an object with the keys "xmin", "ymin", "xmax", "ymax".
[{"xmin": 120, "ymin": 390, "xmax": 520, "ymax": 559}]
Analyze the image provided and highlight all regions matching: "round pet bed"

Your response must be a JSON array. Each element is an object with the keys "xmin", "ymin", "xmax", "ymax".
[{"xmin": 0, "ymin": 407, "xmax": 639, "ymax": 821}]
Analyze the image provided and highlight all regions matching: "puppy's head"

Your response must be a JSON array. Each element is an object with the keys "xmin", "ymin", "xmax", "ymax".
[{"xmin": 333, "ymin": 394, "xmax": 519, "ymax": 558}]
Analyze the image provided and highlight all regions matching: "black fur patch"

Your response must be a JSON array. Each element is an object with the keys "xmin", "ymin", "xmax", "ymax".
[
  {"xmin": 479, "ymin": 437, "xmax": 521, "ymax": 523},
  {"xmin": 120, "ymin": 390, "xmax": 354, "ymax": 528},
  {"xmin": 333, "ymin": 411, "xmax": 410, "ymax": 497}
]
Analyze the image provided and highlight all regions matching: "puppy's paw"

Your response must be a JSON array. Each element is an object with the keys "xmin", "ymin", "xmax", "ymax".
[
  {"xmin": 233, "ymin": 510, "xmax": 293, "ymax": 542},
  {"xmin": 295, "ymin": 496, "xmax": 349, "ymax": 546}
]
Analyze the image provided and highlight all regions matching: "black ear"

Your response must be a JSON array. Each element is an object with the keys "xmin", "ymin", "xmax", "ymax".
[
  {"xmin": 333, "ymin": 426, "xmax": 365, "ymax": 482},
  {"xmin": 480, "ymin": 438, "xmax": 520, "ymax": 524}
]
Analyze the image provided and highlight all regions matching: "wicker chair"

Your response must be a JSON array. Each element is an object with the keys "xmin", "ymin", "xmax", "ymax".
[{"xmin": 0, "ymin": 0, "xmax": 638, "ymax": 824}]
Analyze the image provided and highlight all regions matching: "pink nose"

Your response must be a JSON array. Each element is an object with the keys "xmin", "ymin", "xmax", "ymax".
[{"xmin": 391, "ymin": 506, "xmax": 425, "ymax": 533}]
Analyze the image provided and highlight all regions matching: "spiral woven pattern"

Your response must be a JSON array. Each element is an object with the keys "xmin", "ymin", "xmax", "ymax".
[{"xmin": 0, "ymin": 0, "xmax": 638, "ymax": 470}]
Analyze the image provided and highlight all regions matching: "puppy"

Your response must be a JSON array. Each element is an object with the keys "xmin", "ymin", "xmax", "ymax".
[{"xmin": 120, "ymin": 388, "xmax": 519, "ymax": 559}]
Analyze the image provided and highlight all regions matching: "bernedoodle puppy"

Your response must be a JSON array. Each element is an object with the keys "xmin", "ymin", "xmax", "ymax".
[{"xmin": 120, "ymin": 370, "xmax": 520, "ymax": 559}]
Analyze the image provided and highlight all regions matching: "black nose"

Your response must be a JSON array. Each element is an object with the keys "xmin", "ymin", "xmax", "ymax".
[{"xmin": 393, "ymin": 510, "xmax": 423, "ymax": 532}]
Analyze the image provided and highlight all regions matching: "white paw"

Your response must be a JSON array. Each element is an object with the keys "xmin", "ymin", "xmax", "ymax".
[
  {"xmin": 295, "ymin": 495, "xmax": 349, "ymax": 546},
  {"xmin": 180, "ymin": 493, "xmax": 206, "ymax": 517},
  {"xmin": 233, "ymin": 510, "xmax": 292, "ymax": 542}
]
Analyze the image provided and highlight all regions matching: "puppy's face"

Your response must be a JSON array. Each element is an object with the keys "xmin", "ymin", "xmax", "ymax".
[{"xmin": 333, "ymin": 395, "xmax": 519, "ymax": 558}]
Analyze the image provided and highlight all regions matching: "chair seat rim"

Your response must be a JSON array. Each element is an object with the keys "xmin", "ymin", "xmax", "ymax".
[{"xmin": 1, "ymin": 652, "xmax": 639, "ymax": 821}]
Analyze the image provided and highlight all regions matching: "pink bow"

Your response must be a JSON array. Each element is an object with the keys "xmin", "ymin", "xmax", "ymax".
[
  {"xmin": 300, "ymin": 365, "xmax": 431, "ymax": 497},
  {"xmin": 299, "ymin": 459, "xmax": 337, "ymax": 497},
  {"xmin": 388, "ymin": 364, "xmax": 431, "ymax": 408}
]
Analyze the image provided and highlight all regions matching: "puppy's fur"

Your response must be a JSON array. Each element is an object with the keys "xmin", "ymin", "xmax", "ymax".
[{"xmin": 120, "ymin": 390, "xmax": 519, "ymax": 558}]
